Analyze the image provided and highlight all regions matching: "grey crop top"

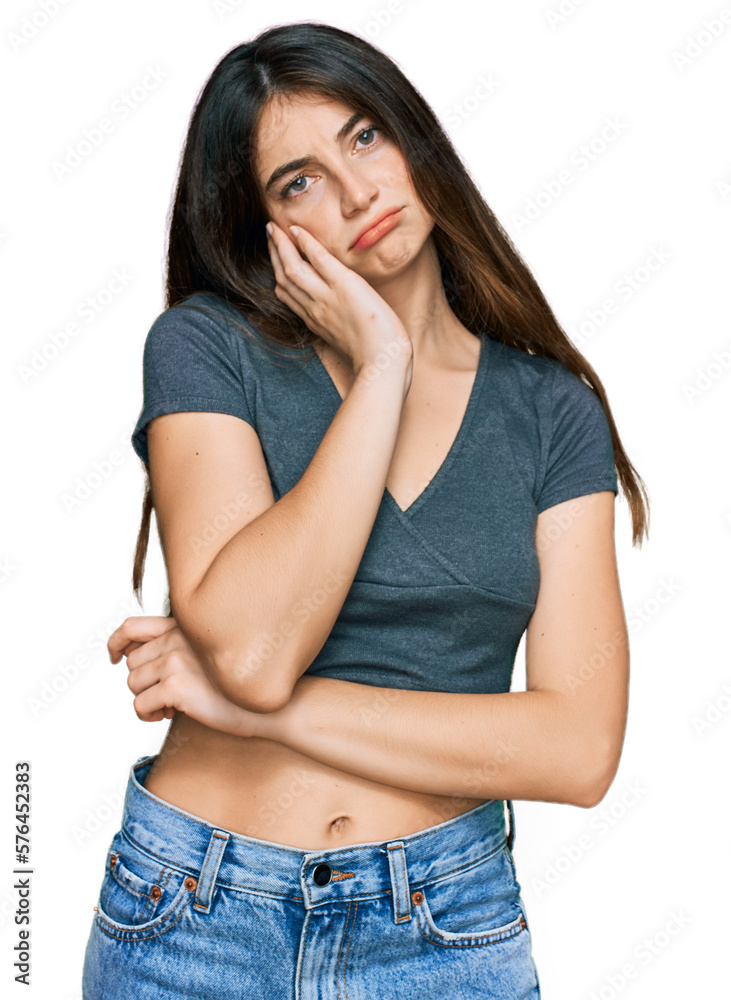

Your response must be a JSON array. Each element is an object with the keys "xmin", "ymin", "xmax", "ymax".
[{"xmin": 131, "ymin": 292, "xmax": 618, "ymax": 695}]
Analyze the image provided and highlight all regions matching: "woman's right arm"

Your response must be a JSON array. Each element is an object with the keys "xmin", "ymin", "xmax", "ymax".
[{"xmin": 147, "ymin": 223, "xmax": 413, "ymax": 714}]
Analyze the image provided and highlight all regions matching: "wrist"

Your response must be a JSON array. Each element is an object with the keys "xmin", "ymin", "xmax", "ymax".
[
  {"xmin": 260, "ymin": 674, "xmax": 322, "ymax": 747},
  {"xmin": 248, "ymin": 679, "xmax": 305, "ymax": 745}
]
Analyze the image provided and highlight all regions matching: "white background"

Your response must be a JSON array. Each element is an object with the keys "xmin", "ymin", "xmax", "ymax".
[{"xmin": 3, "ymin": 0, "xmax": 730, "ymax": 997}]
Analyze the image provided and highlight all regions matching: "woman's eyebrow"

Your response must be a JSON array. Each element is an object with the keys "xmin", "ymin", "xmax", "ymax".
[{"xmin": 263, "ymin": 111, "xmax": 365, "ymax": 193}]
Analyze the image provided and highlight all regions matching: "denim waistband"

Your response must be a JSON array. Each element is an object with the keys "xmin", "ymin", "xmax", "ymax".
[{"xmin": 121, "ymin": 754, "xmax": 516, "ymax": 917}]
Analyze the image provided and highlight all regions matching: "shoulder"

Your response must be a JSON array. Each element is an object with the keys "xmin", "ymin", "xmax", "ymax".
[
  {"xmin": 141, "ymin": 293, "xmax": 307, "ymax": 383},
  {"xmin": 485, "ymin": 336, "xmax": 603, "ymax": 421},
  {"xmin": 143, "ymin": 292, "xmax": 259, "ymax": 352},
  {"xmin": 482, "ymin": 335, "xmax": 616, "ymax": 511}
]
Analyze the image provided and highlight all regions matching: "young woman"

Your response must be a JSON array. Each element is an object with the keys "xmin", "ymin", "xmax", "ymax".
[{"xmin": 81, "ymin": 21, "xmax": 648, "ymax": 999}]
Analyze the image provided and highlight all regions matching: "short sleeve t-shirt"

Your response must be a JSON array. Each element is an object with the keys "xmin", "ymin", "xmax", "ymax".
[{"xmin": 131, "ymin": 292, "xmax": 618, "ymax": 695}]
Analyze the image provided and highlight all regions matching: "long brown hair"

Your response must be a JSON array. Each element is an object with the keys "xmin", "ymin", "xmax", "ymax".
[{"xmin": 133, "ymin": 21, "xmax": 649, "ymax": 610}]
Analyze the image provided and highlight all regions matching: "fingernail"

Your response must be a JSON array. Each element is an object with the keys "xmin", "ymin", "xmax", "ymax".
[
  {"xmin": 266, "ymin": 222, "xmax": 273, "ymax": 235},
  {"xmin": 289, "ymin": 225, "xmax": 299, "ymax": 237}
]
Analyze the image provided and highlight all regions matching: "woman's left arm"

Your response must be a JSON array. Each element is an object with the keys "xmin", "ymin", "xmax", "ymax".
[{"xmin": 260, "ymin": 491, "xmax": 629, "ymax": 809}]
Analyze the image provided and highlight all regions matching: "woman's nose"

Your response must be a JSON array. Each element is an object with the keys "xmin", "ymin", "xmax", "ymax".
[{"xmin": 339, "ymin": 166, "xmax": 379, "ymax": 213}]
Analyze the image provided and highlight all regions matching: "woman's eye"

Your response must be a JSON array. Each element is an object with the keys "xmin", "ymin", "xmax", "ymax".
[
  {"xmin": 278, "ymin": 126, "xmax": 384, "ymax": 199},
  {"xmin": 280, "ymin": 174, "xmax": 311, "ymax": 199},
  {"xmin": 356, "ymin": 126, "xmax": 382, "ymax": 148}
]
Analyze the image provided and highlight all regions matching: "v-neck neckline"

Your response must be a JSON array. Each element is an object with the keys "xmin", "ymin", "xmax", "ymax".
[{"xmin": 308, "ymin": 333, "xmax": 489, "ymax": 517}]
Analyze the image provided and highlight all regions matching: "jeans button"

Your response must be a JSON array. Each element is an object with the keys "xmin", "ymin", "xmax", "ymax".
[{"xmin": 313, "ymin": 863, "xmax": 332, "ymax": 886}]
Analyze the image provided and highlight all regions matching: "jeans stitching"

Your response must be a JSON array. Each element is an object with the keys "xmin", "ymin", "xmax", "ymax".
[
  {"xmin": 337, "ymin": 899, "xmax": 357, "ymax": 1000},
  {"xmin": 194, "ymin": 831, "xmax": 228, "ymax": 911},
  {"xmin": 296, "ymin": 910, "xmax": 313, "ymax": 997},
  {"xmin": 94, "ymin": 887, "xmax": 193, "ymax": 943},
  {"xmin": 414, "ymin": 896, "xmax": 527, "ymax": 949},
  {"xmin": 410, "ymin": 839, "xmax": 511, "ymax": 895}
]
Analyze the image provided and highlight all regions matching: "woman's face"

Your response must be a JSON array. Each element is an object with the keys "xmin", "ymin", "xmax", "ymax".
[{"xmin": 254, "ymin": 92, "xmax": 435, "ymax": 281}]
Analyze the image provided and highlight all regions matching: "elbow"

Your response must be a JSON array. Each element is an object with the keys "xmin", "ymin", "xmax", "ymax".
[
  {"xmin": 574, "ymin": 778, "xmax": 608, "ymax": 811},
  {"xmin": 171, "ymin": 591, "xmax": 295, "ymax": 714},
  {"xmin": 571, "ymin": 735, "xmax": 622, "ymax": 809},
  {"xmin": 210, "ymin": 646, "xmax": 295, "ymax": 715}
]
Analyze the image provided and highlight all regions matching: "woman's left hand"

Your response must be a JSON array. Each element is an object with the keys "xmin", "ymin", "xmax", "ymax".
[{"xmin": 107, "ymin": 615, "xmax": 276, "ymax": 740}]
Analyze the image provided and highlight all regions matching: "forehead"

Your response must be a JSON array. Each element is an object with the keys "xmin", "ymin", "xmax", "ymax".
[{"xmin": 254, "ymin": 93, "xmax": 358, "ymax": 173}]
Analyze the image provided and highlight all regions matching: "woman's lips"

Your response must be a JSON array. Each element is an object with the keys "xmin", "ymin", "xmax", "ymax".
[{"xmin": 351, "ymin": 209, "xmax": 403, "ymax": 250}]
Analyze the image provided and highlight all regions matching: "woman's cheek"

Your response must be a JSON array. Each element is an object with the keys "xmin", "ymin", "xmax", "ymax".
[
  {"xmin": 293, "ymin": 202, "xmax": 345, "ymax": 256},
  {"xmin": 298, "ymin": 181, "xmax": 326, "ymax": 213},
  {"xmin": 277, "ymin": 180, "xmax": 326, "ymax": 219}
]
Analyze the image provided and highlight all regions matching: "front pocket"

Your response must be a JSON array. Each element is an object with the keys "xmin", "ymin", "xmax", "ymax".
[
  {"xmin": 94, "ymin": 831, "xmax": 196, "ymax": 942},
  {"xmin": 411, "ymin": 843, "xmax": 527, "ymax": 948}
]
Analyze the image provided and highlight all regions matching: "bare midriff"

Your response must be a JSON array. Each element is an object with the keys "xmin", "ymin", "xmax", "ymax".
[{"xmin": 143, "ymin": 714, "xmax": 491, "ymax": 850}]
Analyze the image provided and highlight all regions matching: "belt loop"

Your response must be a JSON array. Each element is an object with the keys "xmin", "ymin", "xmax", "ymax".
[
  {"xmin": 386, "ymin": 841, "xmax": 412, "ymax": 924},
  {"xmin": 193, "ymin": 829, "xmax": 230, "ymax": 914},
  {"xmin": 505, "ymin": 799, "xmax": 516, "ymax": 852}
]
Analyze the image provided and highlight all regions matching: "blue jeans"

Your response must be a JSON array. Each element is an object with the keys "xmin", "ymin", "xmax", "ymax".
[{"xmin": 82, "ymin": 754, "xmax": 541, "ymax": 999}]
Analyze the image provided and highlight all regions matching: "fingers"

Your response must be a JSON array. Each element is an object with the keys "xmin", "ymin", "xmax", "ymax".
[
  {"xmin": 107, "ymin": 616, "xmax": 177, "ymax": 663},
  {"xmin": 266, "ymin": 226, "xmax": 312, "ymax": 310},
  {"xmin": 118, "ymin": 632, "xmax": 164, "ymax": 671},
  {"xmin": 267, "ymin": 235, "xmax": 311, "ymax": 321},
  {"xmin": 287, "ymin": 225, "xmax": 340, "ymax": 286},
  {"xmin": 126, "ymin": 656, "xmax": 161, "ymax": 697},
  {"xmin": 266, "ymin": 222, "xmax": 330, "ymax": 303},
  {"xmin": 121, "ymin": 640, "xmax": 144, "ymax": 659},
  {"xmin": 126, "ymin": 652, "xmax": 181, "ymax": 722},
  {"xmin": 131, "ymin": 682, "xmax": 174, "ymax": 723}
]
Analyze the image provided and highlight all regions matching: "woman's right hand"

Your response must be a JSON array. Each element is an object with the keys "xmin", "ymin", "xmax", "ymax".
[{"xmin": 265, "ymin": 220, "xmax": 413, "ymax": 381}]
